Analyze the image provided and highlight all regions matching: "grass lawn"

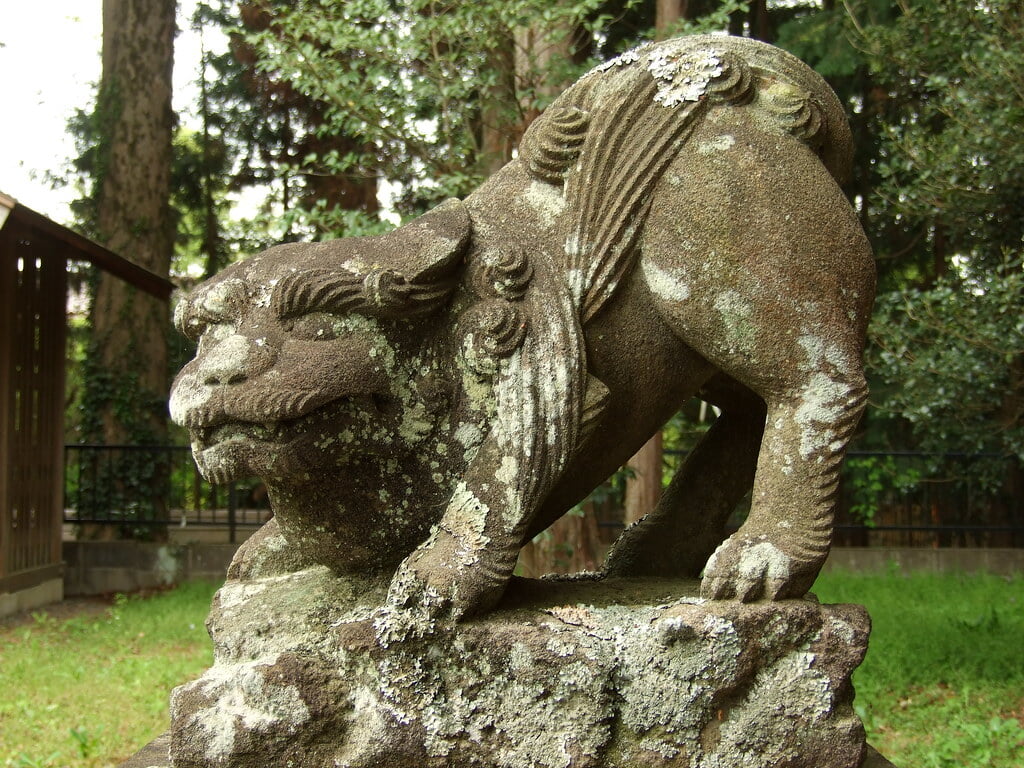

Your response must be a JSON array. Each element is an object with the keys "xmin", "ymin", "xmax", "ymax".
[
  {"xmin": 813, "ymin": 570, "xmax": 1024, "ymax": 767},
  {"xmin": 0, "ymin": 582, "xmax": 217, "ymax": 768},
  {"xmin": 1, "ymin": 572, "xmax": 1022, "ymax": 767}
]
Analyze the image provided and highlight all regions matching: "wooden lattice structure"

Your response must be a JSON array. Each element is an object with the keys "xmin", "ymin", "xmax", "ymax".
[{"xmin": 0, "ymin": 192, "xmax": 172, "ymax": 603}]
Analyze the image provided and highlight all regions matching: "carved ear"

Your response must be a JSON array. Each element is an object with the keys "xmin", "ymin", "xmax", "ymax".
[
  {"xmin": 376, "ymin": 198, "xmax": 472, "ymax": 285},
  {"xmin": 273, "ymin": 199, "xmax": 472, "ymax": 321}
]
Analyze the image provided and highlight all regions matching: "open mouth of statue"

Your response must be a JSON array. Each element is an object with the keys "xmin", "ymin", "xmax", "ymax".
[
  {"xmin": 190, "ymin": 417, "xmax": 309, "ymax": 485},
  {"xmin": 188, "ymin": 395, "xmax": 382, "ymax": 485},
  {"xmin": 199, "ymin": 421, "xmax": 286, "ymax": 448}
]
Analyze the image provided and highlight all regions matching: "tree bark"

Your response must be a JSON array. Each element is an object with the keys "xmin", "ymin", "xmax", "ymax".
[
  {"xmin": 517, "ymin": 502, "xmax": 604, "ymax": 577},
  {"xmin": 480, "ymin": 29, "xmax": 518, "ymax": 175},
  {"xmin": 78, "ymin": 0, "xmax": 175, "ymax": 540},
  {"xmin": 656, "ymin": 0, "xmax": 689, "ymax": 40},
  {"xmin": 91, "ymin": 0, "xmax": 176, "ymax": 446}
]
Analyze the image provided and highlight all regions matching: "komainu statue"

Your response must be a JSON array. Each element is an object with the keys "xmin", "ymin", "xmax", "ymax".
[{"xmin": 170, "ymin": 34, "xmax": 875, "ymax": 639}]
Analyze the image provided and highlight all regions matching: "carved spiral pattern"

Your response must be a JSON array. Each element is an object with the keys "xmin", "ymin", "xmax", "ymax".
[
  {"xmin": 363, "ymin": 269, "xmax": 412, "ymax": 309},
  {"xmin": 481, "ymin": 247, "xmax": 533, "ymax": 301},
  {"xmin": 704, "ymin": 52, "xmax": 755, "ymax": 105},
  {"xmin": 762, "ymin": 83, "xmax": 826, "ymax": 145},
  {"xmin": 460, "ymin": 301, "xmax": 527, "ymax": 376},
  {"xmin": 521, "ymin": 106, "xmax": 590, "ymax": 184}
]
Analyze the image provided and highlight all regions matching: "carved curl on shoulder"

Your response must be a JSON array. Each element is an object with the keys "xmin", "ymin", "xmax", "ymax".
[{"xmin": 519, "ymin": 106, "xmax": 590, "ymax": 185}]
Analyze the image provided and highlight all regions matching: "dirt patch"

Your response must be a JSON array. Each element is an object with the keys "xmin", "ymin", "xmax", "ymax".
[
  {"xmin": 0, "ymin": 594, "xmax": 116, "ymax": 630},
  {"xmin": 0, "ymin": 585, "xmax": 181, "ymax": 630}
]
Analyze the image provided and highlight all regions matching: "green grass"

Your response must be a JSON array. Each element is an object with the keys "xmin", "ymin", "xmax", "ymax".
[
  {"xmin": 1, "ymin": 573, "xmax": 1022, "ymax": 767},
  {"xmin": 813, "ymin": 570, "xmax": 1024, "ymax": 767},
  {"xmin": 0, "ymin": 582, "xmax": 217, "ymax": 768}
]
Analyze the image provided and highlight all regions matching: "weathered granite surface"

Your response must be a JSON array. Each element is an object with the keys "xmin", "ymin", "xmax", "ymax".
[
  {"xmin": 123, "ymin": 736, "xmax": 899, "ymax": 768},
  {"xmin": 156, "ymin": 567, "xmax": 872, "ymax": 768},
  {"xmin": 156, "ymin": 31, "xmax": 884, "ymax": 768},
  {"xmin": 168, "ymin": 33, "xmax": 876, "ymax": 640}
]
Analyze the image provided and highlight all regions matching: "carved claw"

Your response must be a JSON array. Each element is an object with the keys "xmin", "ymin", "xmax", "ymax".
[
  {"xmin": 373, "ymin": 568, "xmax": 452, "ymax": 645},
  {"xmin": 374, "ymin": 532, "xmax": 506, "ymax": 645},
  {"xmin": 700, "ymin": 534, "xmax": 818, "ymax": 602}
]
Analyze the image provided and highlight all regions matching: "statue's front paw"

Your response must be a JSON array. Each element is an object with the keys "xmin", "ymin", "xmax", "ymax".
[
  {"xmin": 700, "ymin": 534, "xmax": 819, "ymax": 602},
  {"xmin": 373, "ymin": 537, "xmax": 506, "ymax": 644},
  {"xmin": 373, "ymin": 563, "xmax": 454, "ymax": 645}
]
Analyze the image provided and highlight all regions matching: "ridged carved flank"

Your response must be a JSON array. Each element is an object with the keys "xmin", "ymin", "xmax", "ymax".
[
  {"xmin": 272, "ymin": 265, "xmax": 457, "ymax": 321},
  {"xmin": 272, "ymin": 269, "xmax": 363, "ymax": 319}
]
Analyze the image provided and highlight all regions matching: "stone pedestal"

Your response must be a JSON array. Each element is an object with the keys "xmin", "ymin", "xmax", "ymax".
[{"xmin": 131, "ymin": 567, "xmax": 886, "ymax": 768}]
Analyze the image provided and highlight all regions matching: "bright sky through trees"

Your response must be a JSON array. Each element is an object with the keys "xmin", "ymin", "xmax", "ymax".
[{"xmin": 0, "ymin": 0, "xmax": 208, "ymax": 223}]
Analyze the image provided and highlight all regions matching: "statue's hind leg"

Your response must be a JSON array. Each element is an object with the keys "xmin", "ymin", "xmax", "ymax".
[
  {"xmin": 638, "ymin": 130, "xmax": 874, "ymax": 600},
  {"xmin": 700, "ymin": 366, "xmax": 868, "ymax": 601},
  {"xmin": 654, "ymin": 312, "xmax": 868, "ymax": 601},
  {"xmin": 604, "ymin": 375, "xmax": 764, "ymax": 578}
]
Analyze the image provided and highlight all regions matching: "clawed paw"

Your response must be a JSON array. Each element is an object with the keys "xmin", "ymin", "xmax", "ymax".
[
  {"xmin": 373, "ymin": 544, "xmax": 506, "ymax": 644},
  {"xmin": 373, "ymin": 561, "xmax": 456, "ymax": 644},
  {"xmin": 700, "ymin": 535, "xmax": 816, "ymax": 602}
]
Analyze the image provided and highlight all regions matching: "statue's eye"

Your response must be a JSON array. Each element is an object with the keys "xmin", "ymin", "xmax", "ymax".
[
  {"xmin": 174, "ymin": 300, "xmax": 209, "ymax": 343},
  {"xmin": 286, "ymin": 313, "xmax": 338, "ymax": 341}
]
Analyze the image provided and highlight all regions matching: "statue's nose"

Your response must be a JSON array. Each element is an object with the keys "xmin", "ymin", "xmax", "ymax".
[{"xmin": 198, "ymin": 334, "xmax": 270, "ymax": 385}]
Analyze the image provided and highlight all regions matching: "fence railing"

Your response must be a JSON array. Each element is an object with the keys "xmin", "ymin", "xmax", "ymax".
[
  {"xmin": 63, "ymin": 445, "xmax": 1023, "ymax": 547},
  {"xmin": 592, "ymin": 449, "xmax": 1023, "ymax": 548},
  {"xmin": 63, "ymin": 444, "xmax": 271, "ymax": 542},
  {"xmin": 831, "ymin": 450, "xmax": 1023, "ymax": 548}
]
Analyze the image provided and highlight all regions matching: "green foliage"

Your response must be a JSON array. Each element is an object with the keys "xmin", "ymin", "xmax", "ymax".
[
  {"xmin": 862, "ymin": 0, "xmax": 1024, "ymax": 270},
  {"xmin": 659, "ymin": 0, "xmax": 750, "ymax": 38},
  {"xmin": 867, "ymin": 260, "xmax": 1024, "ymax": 467},
  {"xmin": 63, "ymin": 80, "xmax": 124, "ymax": 240},
  {"xmin": 72, "ymin": 288, "xmax": 175, "ymax": 535},
  {"xmin": 842, "ymin": 454, "xmax": 924, "ymax": 526},
  {"xmin": 246, "ymin": 0, "xmax": 618, "ymax": 219}
]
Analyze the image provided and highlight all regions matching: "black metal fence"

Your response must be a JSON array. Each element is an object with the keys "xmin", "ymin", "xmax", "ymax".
[
  {"xmin": 63, "ymin": 444, "xmax": 271, "ymax": 542},
  {"xmin": 63, "ymin": 445, "xmax": 1023, "ymax": 547},
  {"xmin": 832, "ymin": 451, "xmax": 1024, "ymax": 548},
  {"xmin": 590, "ymin": 449, "xmax": 1024, "ymax": 548}
]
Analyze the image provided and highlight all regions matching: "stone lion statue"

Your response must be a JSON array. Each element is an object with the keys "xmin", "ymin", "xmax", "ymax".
[{"xmin": 170, "ymin": 35, "xmax": 874, "ymax": 638}]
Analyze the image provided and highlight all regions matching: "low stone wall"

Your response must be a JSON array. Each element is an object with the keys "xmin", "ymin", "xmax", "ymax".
[
  {"xmin": 823, "ymin": 547, "xmax": 1024, "ymax": 577},
  {"xmin": 59, "ymin": 543, "xmax": 1024, "ymax": 599},
  {"xmin": 0, "ymin": 577, "xmax": 63, "ymax": 619},
  {"xmin": 62, "ymin": 541, "xmax": 239, "ymax": 596}
]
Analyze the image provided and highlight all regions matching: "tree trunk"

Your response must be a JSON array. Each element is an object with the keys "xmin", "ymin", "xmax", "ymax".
[
  {"xmin": 656, "ymin": 0, "xmax": 689, "ymax": 39},
  {"xmin": 749, "ymin": 0, "xmax": 774, "ymax": 43},
  {"xmin": 84, "ymin": 0, "xmax": 175, "ymax": 537},
  {"xmin": 480, "ymin": 29, "xmax": 518, "ymax": 175},
  {"xmin": 92, "ymin": 0, "xmax": 175, "ymax": 443},
  {"xmin": 517, "ymin": 502, "xmax": 604, "ymax": 577},
  {"xmin": 624, "ymin": 431, "xmax": 664, "ymax": 524}
]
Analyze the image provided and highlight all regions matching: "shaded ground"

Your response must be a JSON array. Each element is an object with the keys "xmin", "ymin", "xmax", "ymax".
[{"xmin": 0, "ymin": 595, "xmax": 115, "ymax": 630}]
